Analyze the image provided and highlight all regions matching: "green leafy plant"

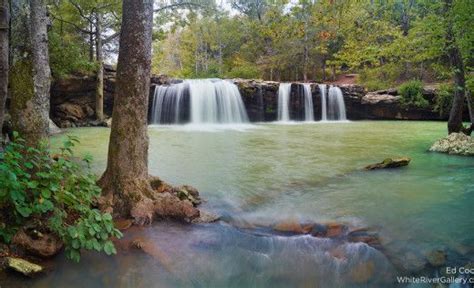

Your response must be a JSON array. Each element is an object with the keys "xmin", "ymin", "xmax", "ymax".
[
  {"xmin": 0, "ymin": 133, "xmax": 122, "ymax": 262},
  {"xmin": 398, "ymin": 80, "xmax": 429, "ymax": 109}
]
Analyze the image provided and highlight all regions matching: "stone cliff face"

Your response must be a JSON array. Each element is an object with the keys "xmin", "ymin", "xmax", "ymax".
[
  {"xmin": 341, "ymin": 85, "xmax": 445, "ymax": 120},
  {"xmin": 234, "ymin": 80, "xmax": 448, "ymax": 122},
  {"xmin": 49, "ymin": 72, "xmax": 455, "ymax": 128}
]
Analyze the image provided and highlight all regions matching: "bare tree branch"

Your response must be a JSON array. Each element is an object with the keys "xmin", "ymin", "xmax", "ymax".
[
  {"xmin": 50, "ymin": 13, "xmax": 93, "ymax": 35},
  {"xmin": 68, "ymin": 0, "xmax": 94, "ymax": 24}
]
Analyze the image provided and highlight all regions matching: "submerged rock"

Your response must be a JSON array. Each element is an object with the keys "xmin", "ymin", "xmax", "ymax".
[
  {"xmin": 364, "ymin": 157, "xmax": 411, "ymax": 170},
  {"xmin": 426, "ymin": 249, "xmax": 447, "ymax": 267},
  {"xmin": 325, "ymin": 223, "xmax": 347, "ymax": 238},
  {"xmin": 114, "ymin": 219, "xmax": 133, "ymax": 231},
  {"xmin": 191, "ymin": 211, "xmax": 220, "ymax": 224},
  {"xmin": 273, "ymin": 219, "xmax": 306, "ymax": 234},
  {"xmin": 429, "ymin": 133, "xmax": 474, "ymax": 156},
  {"xmin": 348, "ymin": 228, "xmax": 381, "ymax": 248},
  {"xmin": 350, "ymin": 260, "xmax": 375, "ymax": 283},
  {"xmin": 5, "ymin": 257, "xmax": 43, "ymax": 276}
]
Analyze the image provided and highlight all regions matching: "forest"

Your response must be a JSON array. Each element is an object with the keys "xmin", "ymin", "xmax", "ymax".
[{"xmin": 0, "ymin": 0, "xmax": 473, "ymax": 287}]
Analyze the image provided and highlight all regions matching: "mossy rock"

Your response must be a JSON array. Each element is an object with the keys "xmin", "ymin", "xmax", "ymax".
[
  {"xmin": 6, "ymin": 257, "xmax": 43, "ymax": 276},
  {"xmin": 365, "ymin": 157, "xmax": 411, "ymax": 170}
]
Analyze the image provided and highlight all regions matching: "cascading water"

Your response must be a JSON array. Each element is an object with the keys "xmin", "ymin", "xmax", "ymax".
[
  {"xmin": 302, "ymin": 84, "xmax": 314, "ymax": 122},
  {"xmin": 150, "ymin": 79, "xmax": 249, "ymax": 125},
  {"xmin": 327, "ymin": 86, "xmax": 347, "ymax": 121},
  {"xmin": 277, "ymin": 83, "xmax": 292, "ymax": 122},
  {"xmin": 318, "ymin": 84, "xmax": 327, "ymax": 121},
  {"xmin": 151, "ymin": 82, "xmax": 188, "ymax": 124}
]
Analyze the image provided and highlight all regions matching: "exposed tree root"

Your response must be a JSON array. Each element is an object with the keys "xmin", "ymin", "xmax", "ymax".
[{"xmin": 98, "ymin": 175, "xmax": 201, "ymax": 225}]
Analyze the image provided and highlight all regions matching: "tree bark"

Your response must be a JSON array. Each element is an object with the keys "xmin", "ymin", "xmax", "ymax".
[
  {"xmin": 99, "ymin": 0, "xmax": 153, "ymax": 218},
  {"xmin": 0, "ymin": 0, "xmax": 9, "ymax": 143},
  {"xmin": 89, "ymin": 22, "xmax": 94, "ymax": 62},
  {"xmin": 445, "ymin": 0, "xmax": 466, "ymax": 134},
  {"xmin": 95, "ymin": 12, "xmax": 104, "ymax": 120},
  {"xmin": 11, "ymin": 0, "xmax": 50, "ymax": 146},
  {"xmin": 98, "ymin": 1, "xmax": 199, "ymax": 224}
]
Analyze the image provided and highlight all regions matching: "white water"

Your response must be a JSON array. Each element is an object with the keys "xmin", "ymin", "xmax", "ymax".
[
  {"xmin": 328, "ymin": 86, "xmax": 347, "ymax": 121},
  {"xmin": 303, "ymin": 84, "xmax": 315, "ymax": 121},
  {"xmin": 277, "ymin": 83, "xmax": 292, "ymax": 122},
  {"xmin": 151, "ymin": 79, "xmax": 249, "ymax": 125},
  {"xmin": 318, "ymin": 84, "xmax": 327, "ymax": 121},
  {"xmin": 151, "ymin": 82, "xmax": 187, "ymax": 124}
]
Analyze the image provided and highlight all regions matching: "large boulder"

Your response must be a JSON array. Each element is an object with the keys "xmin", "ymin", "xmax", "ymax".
[
  {"xmin": 429, "ymin": 133, "xmax": 474, "ymax": 156},
  {"xmin": 12, "ymin": 228, "xmax": 63, "ymax": 258}
]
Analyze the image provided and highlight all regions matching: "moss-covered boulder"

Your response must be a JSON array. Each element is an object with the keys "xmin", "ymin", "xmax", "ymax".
[
  {"xmin": 364, "ymin": 157, "xmax": 411, "ymax": 170},
  {"xmin": 5, "ymin": 257, "xmax": 43, "ymax": 276}
]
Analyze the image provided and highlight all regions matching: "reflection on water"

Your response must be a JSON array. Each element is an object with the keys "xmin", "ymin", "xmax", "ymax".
[{"xmin": 5, "ymin": 121, "xmax": 472, "ymax": 287}]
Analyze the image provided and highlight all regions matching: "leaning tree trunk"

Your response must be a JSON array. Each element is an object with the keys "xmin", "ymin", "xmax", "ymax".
[
  {"xmin": 445, "ymin": 0, "xmax": 466, "ymax": 134},
  {"xmin": 0, "ymin": 0, "xmax": 9, "ymax": 143},
  {"xmin": 95, "ymin": 12, "xmax": 104, "ymax": 121},
  {"xmin": 10, "ymin": 0, "xmax": 50, "ymax": 146}
]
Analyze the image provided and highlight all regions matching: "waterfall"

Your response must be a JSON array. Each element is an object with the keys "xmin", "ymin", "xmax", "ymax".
[
  {"xmin": 327, "ymin": 86, "xmax": 347, "ymax": 121},
  {"xmin": 303, "ymin": 84, "xmax": 314, "ymax": 121},
  {"xmin": 318, "ymin": 84, "xmax": 327, "ymax": 121},
  {"xmin": 151, "ymin": 82, "xmax": 187, "ymax": 124},
  {"xmin": 150, "ymin": 79, "xmax": 249, "ymax": 125},
  {"xmin": 277, "ymin": 83, "xmax": 292, "ymax": 122}
]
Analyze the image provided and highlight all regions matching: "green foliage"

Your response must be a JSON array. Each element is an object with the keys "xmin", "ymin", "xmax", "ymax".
[
  {"xmin": 151, "ymin": 0, "xmax": 473, "ymax": 86},
  {"xmin": 398, "ymin": 80, "xmax": 429, "ymax": 109},
  {"xmin": 434, "ymin": 83, "xmax": 454, "ymax": 117},
  {"xmin": 357, "ymin": 64, "xmax": 404, "ymax": 91},
  {"xmin": 225, "ymin": 61, "xmax": 261, "ymax": 79},
  {"xmin": 0, "ymin": 133, "xmax": 122, "ymax": 262},
  {"xmin": 49, "ymin": 31, "xmax": 97, "ymax": 78}
]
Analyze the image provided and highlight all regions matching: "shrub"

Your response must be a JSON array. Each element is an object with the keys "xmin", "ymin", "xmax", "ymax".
[
  {"xmin": 398, "ymin": 80, "xmax": 429, "ymax": 108},
  {"xmin": 0, "ymin": 134, "xmax": 122, "ymax": 262}
]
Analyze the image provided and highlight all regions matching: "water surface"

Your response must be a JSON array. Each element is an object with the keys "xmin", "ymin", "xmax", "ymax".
[{"xmin": 4, "ymin": 121, "xmax": 473, "ymax": 287}]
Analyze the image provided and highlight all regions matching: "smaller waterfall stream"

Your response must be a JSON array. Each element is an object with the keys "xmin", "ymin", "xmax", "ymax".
[
  {"xmin": 277, "ymin": 83, "xmax": 292, "ymax": 122},
  {"xmin": 318, "ymin": 84, "xmax": 327, "ymax": 121},
  {"xmin": 319, "ymin": 84, "xmax": 346, "ymax": 121},
  {"xmin": 303, "ymin": 84, "xmax": 314, "ymax": 122},
  {"xmin": 328, "ymin": 86, "xmax": 347, "ymax": 121}
]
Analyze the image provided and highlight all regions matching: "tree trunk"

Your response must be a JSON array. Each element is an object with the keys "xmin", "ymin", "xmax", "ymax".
[
  {"xmin": 0, "ymin": 0, "xmax": 9, "ymax": 143},
  {"xmin": 11, "ymin": 0, "xmax": 50, "ymax": 146},
  {"xmin": 98, "ymin": 0, "xmax": 199, "ymax": 224},
  {"xmin": 89, "ymin": 22, "xmax": 94, "ymax": 62},
  {"xmin": 99, "ymin": 0, "xmax": 153, "ymax": 218},
  {"xmin": 95, "ymin": 12, "xmax": 104, "ymax": 120},
  {"xmin": 445, "ymin": 0, "xmax": 466, "ymax": 134}
]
